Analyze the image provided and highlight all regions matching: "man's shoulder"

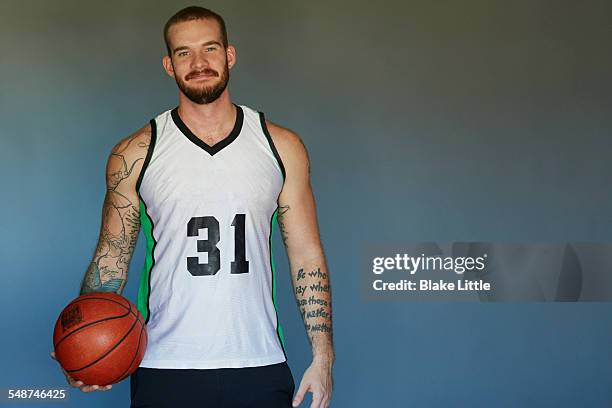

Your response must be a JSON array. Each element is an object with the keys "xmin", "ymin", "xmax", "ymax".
[
  {"xmin": 111, "ymin": 122, "xmax": 152, "ymax": 158},
  {"xmin": 264, "ymin": 118, "xmax": 310, "ymax": 179},
  {"xmin": 265, "ymin": 119, "xmax": 309, "ymax": 163},
  {"xmin": 105, "ymin": 123, "xmax": 153, "ymax": 190}
]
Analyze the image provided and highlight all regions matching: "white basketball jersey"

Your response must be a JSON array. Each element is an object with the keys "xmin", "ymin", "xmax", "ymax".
[{"xmin": 134, "ymin": 103, "xmax": 287, "ymax": 369}]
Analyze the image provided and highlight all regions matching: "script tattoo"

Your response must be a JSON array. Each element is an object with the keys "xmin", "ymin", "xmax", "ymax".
[
  {"xmin": 80, "ymin": 126, "xmax": 151, "ymax": 295},
  {"xmin": 294, "ymin": 266, "xmax": 334, "ymax": 352}
]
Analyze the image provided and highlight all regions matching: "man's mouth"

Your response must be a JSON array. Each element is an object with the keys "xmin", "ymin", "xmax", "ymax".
[{"xmin": 189, "ymin": 71, "xmax": 217, "ymax": 80}]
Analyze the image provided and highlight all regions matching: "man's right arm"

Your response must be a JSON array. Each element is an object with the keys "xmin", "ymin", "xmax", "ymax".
[{"xmin": 79, "ymin": 123, "xmax": 152, "ymax": 295}]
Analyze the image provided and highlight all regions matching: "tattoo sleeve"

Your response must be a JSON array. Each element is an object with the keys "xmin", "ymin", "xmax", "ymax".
[
  {"xmin": 80, "ymin": 129, "xmax": 150, "ymax": 295},
  {"xmin": 292, "ymin": 259, "xmax": 334, "ymax": 360},
  {"xmin": 281, "ymin": 202, "xmax": 334, "ymax": 359}
]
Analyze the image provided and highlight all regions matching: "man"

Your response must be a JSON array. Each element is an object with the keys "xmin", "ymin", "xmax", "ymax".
[{"xmin": 50, "ymin": 6, "xmax": 334, "ymax": 407}]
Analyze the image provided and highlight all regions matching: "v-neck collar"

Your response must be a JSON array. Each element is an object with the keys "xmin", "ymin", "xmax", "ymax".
[{"xmin": 171, "ymin": 103, "xmax": 244, "ymax": 156}]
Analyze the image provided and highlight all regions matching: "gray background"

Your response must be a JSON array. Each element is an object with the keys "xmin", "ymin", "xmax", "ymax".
[{"xmin": 1, "ymin": 0, "xmax": 611, "ymax": 406}]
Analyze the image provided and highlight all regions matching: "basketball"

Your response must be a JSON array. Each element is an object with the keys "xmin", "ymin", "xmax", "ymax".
[{"xmin": 52, "ymin": 292, "xmax": 148, "ymax": 386}]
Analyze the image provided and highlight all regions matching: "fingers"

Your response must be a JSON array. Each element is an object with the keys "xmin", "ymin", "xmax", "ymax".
[
  {"xmin": 51, "ymin": 351, "xmax": 112, "ymax": 392},
  {"xmin": 72, "ymin": 379, "xmax": 112, "ymax": 392},
  {"xmin": 310, "ymin": 390, "xmax": 325, "ymax": 408},
  {"xmin": 308, "ymin": 385, "xmax": 332, "ymax": 408},
  {"xmin": 292, "ymin": 381, "xmax": 310, "ymax": 407},
  {"xmin": 69, "ymin": 378, "xmax": 83, "ymax": 388},
  {"xmin": 72, "ymin": 380, "xmax": 112, "ymax": 392},
  {"xmin": 313, "ymin": 394, "xmax": 332, "ymax": 408},
  {"xmin": 78, "ymin": 384, "xmax": 112, "ymax": 393},
  {"xmin": 294, "ymin": 382, "xmax": 331, "ymax": 407}
]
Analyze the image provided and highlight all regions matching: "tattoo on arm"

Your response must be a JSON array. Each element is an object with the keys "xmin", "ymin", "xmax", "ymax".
[
  {"xmin": 276, "ymin": 205, "xmax": 290, "ymax": 246},
  {"xmin": 80, "ymin": 130, "xmax": 150, "ymax": 295},
  {"xmin": 293, "ymin": 265, "xmax": 334, "ymax": 358},
  {"xmin": 81, "ymin": 261, "xmax": 125, "ymax": 293},
  {"xmin": 275, "ymin": 134, "xmax": 310, "ymax": 247}
]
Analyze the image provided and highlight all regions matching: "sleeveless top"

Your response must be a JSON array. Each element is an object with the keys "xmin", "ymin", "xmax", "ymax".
[{"xmin": 135, "ymin": 103, "xmax": 287, "ymax": 369}]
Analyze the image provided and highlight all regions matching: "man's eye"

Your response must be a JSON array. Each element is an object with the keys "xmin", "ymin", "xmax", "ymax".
[
  {"xmin": 206, "ymin": 47, "xmax": 215, "ymax": 51},
  {"xmin": 178, "ymin": 51, "xmax": 188, "ymax": 56}
]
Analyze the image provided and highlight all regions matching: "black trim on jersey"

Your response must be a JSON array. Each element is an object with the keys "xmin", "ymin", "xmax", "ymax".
[
  {"xmin": 269, "ymin": 208, "xmax": 288, "ymax": 360},
  {"xmin": 135, "ymin": 118, "xmax": 157, "ymax": 325},
  {"xmin": 138, "ymin": 193, "xmax": 156, "ymax": 325},
  {"xmin": 136, "ymin": 118, "xmax": 157, "ymax": 192},
  {"xmin": 258, "ymin": 111, "xmax": 287, "ymax": 181},
  {"xmin": 171, "ymin": 103, "xmax": 244, "ymax": 156}
]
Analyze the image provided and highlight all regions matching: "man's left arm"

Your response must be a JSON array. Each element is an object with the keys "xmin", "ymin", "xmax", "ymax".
[{"xmin": 267, "ymin": 121, "xmax": 334, "ymax": 408}]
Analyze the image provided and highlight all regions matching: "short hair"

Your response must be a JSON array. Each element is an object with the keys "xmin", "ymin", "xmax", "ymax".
[{"xmin": 163, "ymin": 6, "xmax": 228, "ymax": 56}]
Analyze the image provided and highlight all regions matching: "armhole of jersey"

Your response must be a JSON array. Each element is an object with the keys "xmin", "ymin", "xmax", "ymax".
[
  {"xmin": 258, "ymin": 111, "xmax": 286, "ymax": 182},
  {"xmin": 136, "ymin": 118, "xmax": 157, "ymax": 193},
  {"xmin": 135, "ymin": 118, "xmax": 157, "ymax": 325}
]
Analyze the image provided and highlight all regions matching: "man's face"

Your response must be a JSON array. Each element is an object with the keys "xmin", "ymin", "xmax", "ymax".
[{"xmin": 163, "ymin": 19, "xmax": 234, "ymax": 104}]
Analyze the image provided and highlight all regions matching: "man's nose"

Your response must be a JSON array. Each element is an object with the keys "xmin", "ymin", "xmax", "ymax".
[{"xmin": 191, "ymin": 51, "xmax": 209, "ymax": 69}]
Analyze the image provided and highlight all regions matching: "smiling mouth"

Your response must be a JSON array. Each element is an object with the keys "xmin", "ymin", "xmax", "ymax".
[{"xmin": 189, "ymin": 72, "xmax": 216, "ymax": 80}]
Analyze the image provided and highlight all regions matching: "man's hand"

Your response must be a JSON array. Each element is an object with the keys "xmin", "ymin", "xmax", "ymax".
[
  {"xmin": 292, "ymin": 356, "xmax": 333, "ymax": 408},
  {"xmin": 50, "ymin": 351, "xmax": 112, "ymax": 393}
]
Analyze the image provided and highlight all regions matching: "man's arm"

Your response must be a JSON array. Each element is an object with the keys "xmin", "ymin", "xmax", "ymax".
[
  {"xmin": 267, "ymin": 120, "xmax": 333, "ymax": 408},
  {"xmin": 80, "ymin": 124, "xmax": 152, "ymax": 295}
]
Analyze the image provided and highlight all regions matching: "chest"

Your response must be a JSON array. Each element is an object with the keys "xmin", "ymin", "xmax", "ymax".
[{"xmin": 141, "ymin": 131, "xmax": 283, "ymax": 213}]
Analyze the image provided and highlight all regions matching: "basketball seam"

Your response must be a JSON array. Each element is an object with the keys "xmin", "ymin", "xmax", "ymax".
[
  {"xmin": 54, "ymin": 306, "xmax": 132, "ymax": 349},
  {"xmin": 66, "ymin": 302, "xmax": 140, "ymax": 373},
  {"xmin": 106, "ymin": 321, "xmax": 146, "ymax": 384},
  {"xmin": 65, "ymin": 296, "xmax": 139, "ymax": 318}
]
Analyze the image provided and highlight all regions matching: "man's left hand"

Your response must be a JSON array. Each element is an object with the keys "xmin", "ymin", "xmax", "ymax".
[{"xmin": 292, "ymin": 357, "xmax": 333, "ymax": 407}]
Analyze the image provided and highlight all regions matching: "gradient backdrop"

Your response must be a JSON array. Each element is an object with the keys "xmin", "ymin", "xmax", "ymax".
[{"xmin": 2, "ymin": 0, "xmax": 612, "ymax": 406}]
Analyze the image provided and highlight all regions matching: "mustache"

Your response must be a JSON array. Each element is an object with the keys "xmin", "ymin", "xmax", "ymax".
[{"xmin": 186, "ymin": 69, "xmax": 219, "ymax": 80}]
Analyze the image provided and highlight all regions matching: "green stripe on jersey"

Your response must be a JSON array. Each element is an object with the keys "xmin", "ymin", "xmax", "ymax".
[
  {"xmin": 270, "ymin": 208, "xmax": 286, "ymax": 351},
  {"xmin": 137, "ymin": 198, "xmax": 155, "ymax": 322}
]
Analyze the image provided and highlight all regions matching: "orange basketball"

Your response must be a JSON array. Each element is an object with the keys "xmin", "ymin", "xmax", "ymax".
[{"xmin": 53, "ymin": 292, "xmax": 148, "ymax": 386}]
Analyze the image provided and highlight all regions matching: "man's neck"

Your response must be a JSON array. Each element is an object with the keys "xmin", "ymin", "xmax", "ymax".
[{"xmin": 176, "ymin": 92, "xmax": 236, "ymax": 141}]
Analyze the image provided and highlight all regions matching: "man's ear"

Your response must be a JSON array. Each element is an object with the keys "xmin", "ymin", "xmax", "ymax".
[
  {"xmin": 162, "ymin": 55, "xmax": 175, "ymax": 78},
  {"xmin": 226, "ymin": 45, "xmax": 236, "ymax": 69}
]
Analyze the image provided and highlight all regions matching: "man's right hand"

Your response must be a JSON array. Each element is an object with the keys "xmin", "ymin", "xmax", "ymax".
[{"xmin": 50, "ymin": 351, "xmax": 112, "ymax": 393}]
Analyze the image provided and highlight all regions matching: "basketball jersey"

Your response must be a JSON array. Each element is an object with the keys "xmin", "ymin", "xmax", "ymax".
[{"xmin": 134, "ymin": 103, "xmax": 287, "ymax": 369}]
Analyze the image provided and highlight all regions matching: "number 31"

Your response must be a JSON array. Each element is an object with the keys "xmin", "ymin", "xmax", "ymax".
[{"xmin": 187, "ymin": 214, "xmax": 249, "ymax": 276}]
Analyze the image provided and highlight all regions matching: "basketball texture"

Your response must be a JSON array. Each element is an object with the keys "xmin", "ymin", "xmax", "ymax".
[{"xmin": 53, "ymin": 292, "xmax": 148, "ymax": 386}]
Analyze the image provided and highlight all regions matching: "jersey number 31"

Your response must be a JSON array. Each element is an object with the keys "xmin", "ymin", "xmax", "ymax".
[{"xmin": 186, "ymin": 214, "xmax": 249, "ymax": 276}]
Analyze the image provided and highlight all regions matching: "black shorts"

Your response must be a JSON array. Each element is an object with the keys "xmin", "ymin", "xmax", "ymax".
[{"xmin": 130, "ymin": 361, "xmax": 295, "ymax": 408}]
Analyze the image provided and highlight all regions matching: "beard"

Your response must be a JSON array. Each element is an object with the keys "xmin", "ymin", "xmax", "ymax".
[{"xmin": 174, "ymin": 60, "xmax": 230, "ymax": 105}]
